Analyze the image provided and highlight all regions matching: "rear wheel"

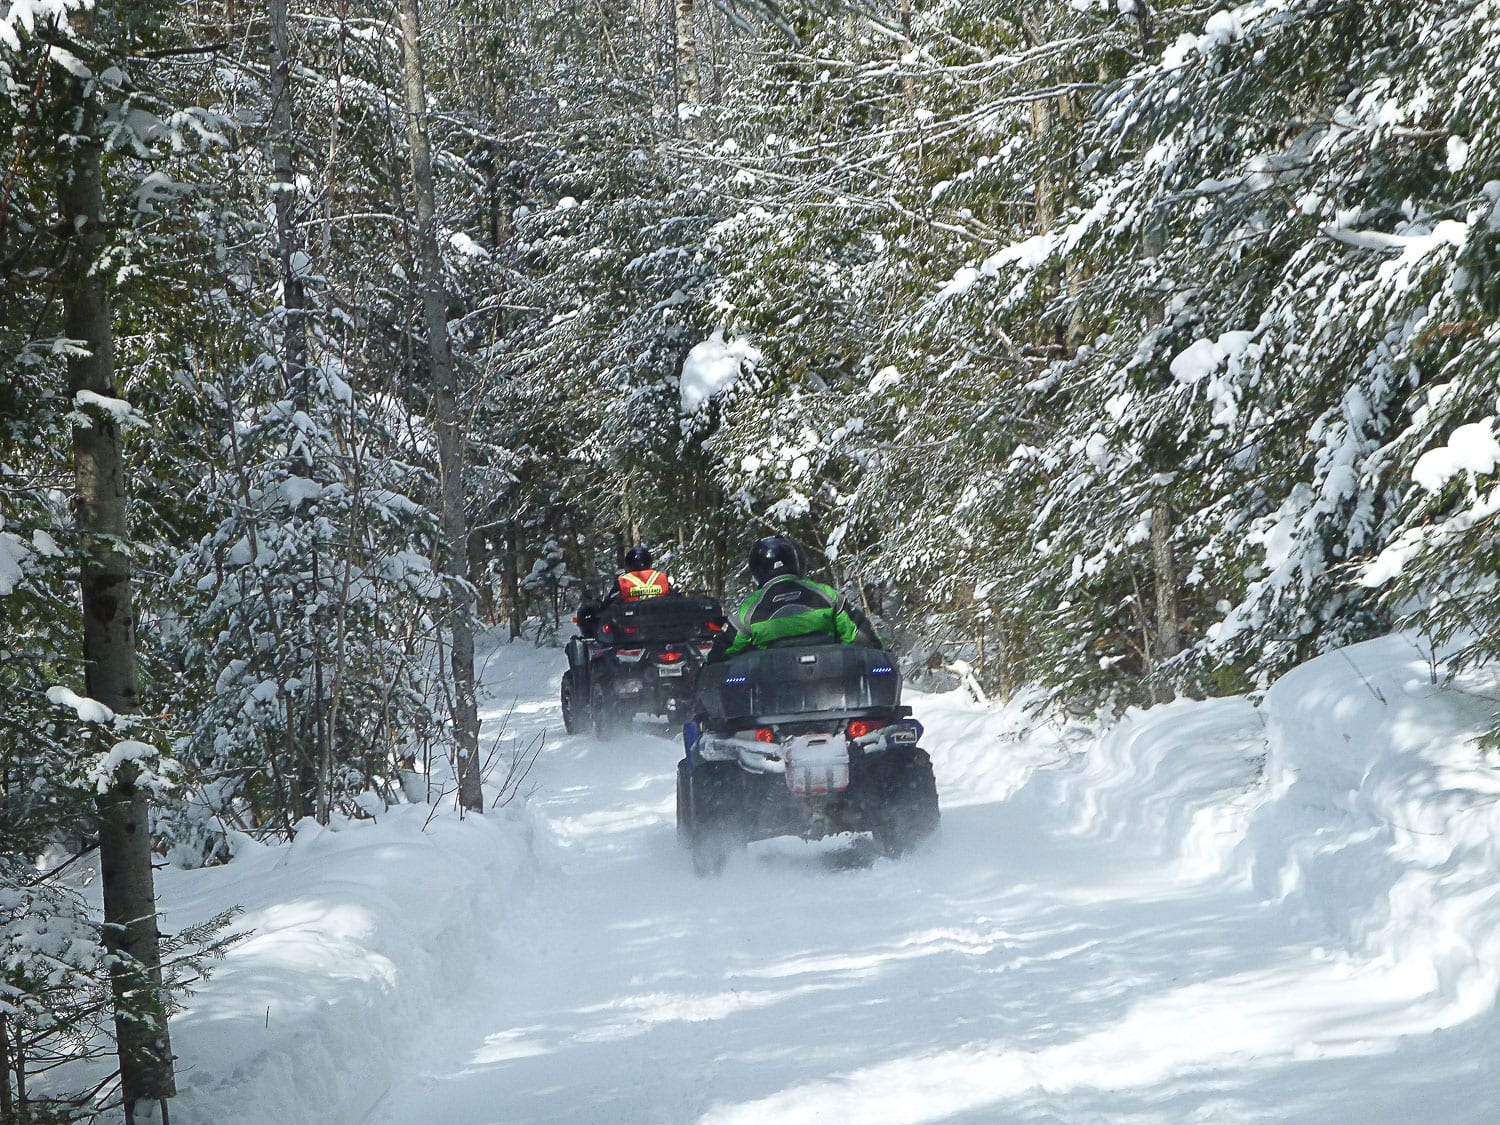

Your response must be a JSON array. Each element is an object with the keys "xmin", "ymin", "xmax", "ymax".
[
  {"xmin": 561, "ymin": 669, "xmax": 588, "ymax": 735},
  {"xmin": 871, "ymin": 749, "xmax": 940, "ymax": 857},
  {"xmin": 675, "ymin": 759, "xmax": 690, "ymax": 847},
  {"xmin": 590, "ymin": 681, "xmax": 618, "ymax": 741},
  {"xmin": 685, "ymin": 760, "xmax": 745, "ymax": 876}
]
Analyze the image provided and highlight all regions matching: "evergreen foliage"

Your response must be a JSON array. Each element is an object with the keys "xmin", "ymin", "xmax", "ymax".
[{"xmin": 4, "ymin": 0, "xmax": 1500, "ymax": 1105}]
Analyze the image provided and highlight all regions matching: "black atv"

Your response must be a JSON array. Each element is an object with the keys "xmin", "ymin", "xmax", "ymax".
[
  {"xmin": 676, "ymin": 639, "xmax": 940, "ymax": 875},
  {"xmin": 561, "ymin": 592, "xmax": 725, "ymax": 739}
]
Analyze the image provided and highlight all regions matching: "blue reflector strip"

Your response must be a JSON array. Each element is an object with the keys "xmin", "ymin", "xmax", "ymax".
[
  {"xmin": 725, "ymin": 675, "xmax": 748, "ymax": 685},
  {"xmin": 870, "ymin": 666, "xmax": 893, "ymax": 674}
]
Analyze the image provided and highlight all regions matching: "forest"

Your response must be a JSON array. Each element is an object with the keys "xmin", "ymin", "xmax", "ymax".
[{"xmin": 3, "ymin": 0, "xmax": 1498, "ymax": 1120}]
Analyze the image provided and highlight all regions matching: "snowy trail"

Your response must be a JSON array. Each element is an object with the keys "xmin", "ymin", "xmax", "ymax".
[{"xmin": 362, "ymin": 638, "xmax": 1498, "ymax": 1124}]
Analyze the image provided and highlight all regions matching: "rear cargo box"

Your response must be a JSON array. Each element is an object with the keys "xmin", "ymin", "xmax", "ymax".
[
  {"xmin": 596, "ymin": 594, "xmax": 722, "ymax": 645},
  {"xmin": 695, "ymin": 643, "xmax": 900, "ymax": 725}
]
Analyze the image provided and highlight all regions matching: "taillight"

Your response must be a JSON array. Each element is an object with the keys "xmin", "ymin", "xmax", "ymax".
[
  {"xmin": 847, "ymin": 719, "xmax": 885, "ymax": 739},
  {"xmin": 658, "ymin": 651, "xmax": 684, "ymax": 664},
  {"xmin": 623, "ymin": 626, "xmax": 638, "ymax": 635},
  {"xmin": 755, "ymin": 727, "xmax": 776, "ymax": 743},
  {"xmin": 707, "ymin": 620, "xmax": 724, "ymax": 632}
]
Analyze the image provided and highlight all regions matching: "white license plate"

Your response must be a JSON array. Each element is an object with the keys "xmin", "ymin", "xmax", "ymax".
[{"xmin": 658, "ymin": 665, "xmax": 684, "ymax": 677}]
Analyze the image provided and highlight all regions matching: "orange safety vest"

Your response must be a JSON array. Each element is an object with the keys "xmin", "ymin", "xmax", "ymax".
[{"xmin": 617, "ymin": 569, "xmax": 670, "ymax": 600}]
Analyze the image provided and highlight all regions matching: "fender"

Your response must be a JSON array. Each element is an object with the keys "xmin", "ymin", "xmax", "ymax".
[{"xmin": 565, "ymin": 636, "xmax": 591, "ymax": 678}]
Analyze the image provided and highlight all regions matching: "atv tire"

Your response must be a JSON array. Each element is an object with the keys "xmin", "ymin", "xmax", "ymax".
[
  {"xmin": 561, "ymin": 669, "xmax": 588, "ymax": 735},
  {"xmin": 675, "ymin": 758, "xmax": 690, "ymax": 847},
  {"xmin": 871, "ymin": 748, "xmax": 940, "ymax": 858},
  {"xmin": 682, "ymin": 760, "xmax": 745, "ymax": 876},
  {"xmin": 590, "ymin": 681, "xmax": 618, "ymax": 741}
]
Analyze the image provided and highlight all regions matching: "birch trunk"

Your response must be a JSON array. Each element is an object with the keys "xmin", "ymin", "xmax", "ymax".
[
  {"xmin": 398, "ymin": 0, "xmax": 483, "ymax": 812},
  {"xmin": 56, "ymin": 51, "xmax": 176, "ymax": 1121},
  {"xmin": 675, "ymin": 0, "xmax": 702, "ymax": 137}
]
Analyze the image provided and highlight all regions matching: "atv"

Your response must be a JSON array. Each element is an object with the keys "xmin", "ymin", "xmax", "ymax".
[
  {"xmin": 677, "ymin": 639, "xmax": 940, "ymax": 875},
  {"xmin": 561, "ymin": 592, "xmax": 725, "ymax": 739}
]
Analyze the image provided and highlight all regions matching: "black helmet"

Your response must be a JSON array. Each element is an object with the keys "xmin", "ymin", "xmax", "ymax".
[
  {"xmin": 748, "ymin": 536, "xmax": 802, "ymax": 586},
  {"xmin": 624, "ymin": 545, "xmax": 653, "ymax": 570}
]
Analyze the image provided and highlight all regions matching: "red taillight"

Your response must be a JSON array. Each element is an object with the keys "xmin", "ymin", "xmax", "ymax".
[
  {"xmin": 755, "ymin": 727, "xmax": 776, "ymax": 743},
  {"xmin": 847, "ymin": 719, "xmax": 884, "ymax": 739},
  {"xmin": 658, "ymin": 651, "xmax": 684, "ymax": 664},
  {"xmin": 623, "ymin": 626, "xmax": 638, "ymax": 635},
  {"xmin": 707, "ymin": 620, "xmax": 724, "ymax": 632}
]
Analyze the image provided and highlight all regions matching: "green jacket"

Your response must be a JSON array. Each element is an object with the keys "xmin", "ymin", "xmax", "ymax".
[{"xmin": 724, "ymin": 575, "xmax": 862, "ymax": 656}]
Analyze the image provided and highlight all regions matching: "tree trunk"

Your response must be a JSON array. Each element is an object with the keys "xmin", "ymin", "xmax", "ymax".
[
  {"xmin": 503, "ymin": 524, "xmax": 521, "ymax": 642},
  {"xmin": 0, "ymin": 1013, "xmax": 13, "ymax": 1125},
  {"xmin": 268, "ymin": 0, "xmax": 306, "ymax": 403},
  {"xmin": 1150, "ymin": 500, "xmax": 1182, "ymax": 700},
  {"xmin": 898, "ymin": 0, "xmax": 915, "ymax": 101},
  {"xmin": 675, "ymin": 0, "xmax": 702, "ymax": 137},
  {"xmin": 57, "ymin": 55, "xmax": 176, "ymax": 1122},
  {"xmin": 398, "ymin": 0, "xmax": 482, "ymax": 813},
  {"xmin": 268, "ymin": 0, "xmax": 324, "ymax": 822}
]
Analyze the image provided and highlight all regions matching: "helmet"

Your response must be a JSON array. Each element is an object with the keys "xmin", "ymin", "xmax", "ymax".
[
  {"xmin": 623, "ymin": 545, "xmax": 653, "ymax": 570},
  {"xmin": 747, "ymin": 536, "xmax": 802, "ymax": 586}
]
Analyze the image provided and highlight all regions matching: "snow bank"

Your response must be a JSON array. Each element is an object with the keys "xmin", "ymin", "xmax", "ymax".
[
  {"xmin": 1012, "ymin": 694, "xmax": 1266, "ymax": 879},
  {"xmin": 998, "ymin": 633, "xmax": 1500, "ymax": 1008},
  {"xmin": 163, "ymin": 805, "xmax": 539, "ymax": 1124},
  {"xmin": 1246, "ymin": 635, "xmax": 1500, "ymax": 1014}
]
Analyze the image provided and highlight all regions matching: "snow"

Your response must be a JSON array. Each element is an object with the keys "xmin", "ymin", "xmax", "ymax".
[
  {"xmin": 1411, "ymin": 419, "xmax": 1500, "ymax": 492},
  {"xmin": 1169, "ymin": 330, "xmax": 1254, "ymax": 384},
  {"xmin": 1162, "ymin": 9, "xmax": 1247, "ymax": 70},
  {"xmin": 1447, "ymin": 135, "xmax": 1470, "ymax": 172},
  {"xmin": 0, "ymin": 518, "xmax": 30, "ymax": 595},
  {"xmin": 679, "ymin": 329, "xmax": 762, "ymax": 414},
  {"xmin": 0, "ymin": 1, "xmax": 92, "ymax": 53},
  {"xmin": 448, "ymin": 231, "xmax": 489, "ymax": 259},
  {"xmin": 87, "ymin": 739, "xmax": 171, "ymax": 795},
  {"xmin": 71, "ymin": 388, "xmax": 145, "ymax": 430},
  {"xmin": 280, "ymin": 476, "xmax": 325, "ymax": 509},
  {"xmin": 1170, "ymin": 330, "xmax": 1257, "ymax": 428},
  {"xmin": 49, "ymin": 631, "xmax": 1500, "ymax": 1122},
  {"xmin": 45, "ymin": 684, "xmax": 115, "ymax": 724}
]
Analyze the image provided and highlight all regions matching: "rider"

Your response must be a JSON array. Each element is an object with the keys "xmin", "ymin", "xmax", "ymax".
[
  {"xmin": 615, "ymin": 545, "xmax": 671, "ymax": 602},
  {"xmin": 722, "ymin": 535, "xmax": 880, "ymax": 657}
]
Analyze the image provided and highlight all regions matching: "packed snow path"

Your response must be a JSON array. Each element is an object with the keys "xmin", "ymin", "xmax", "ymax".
[{"xmin": 358, "ymin": 637, "xmax": 1500, "ymax": 1124}]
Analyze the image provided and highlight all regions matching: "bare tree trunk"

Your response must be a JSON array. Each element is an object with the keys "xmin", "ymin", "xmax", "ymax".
[
  {"xmin": 503, "ymin": 524, "xmax": 521, "ymax": 642},
  {"xmin": 897, "ymin": 0, "xmax": 915, "ymax": 101},
  {"xmin": 1150, "ymin": 500, "xmax": 1182, "ymax": 700},
  {"xmin": 0, "ymin": 1013, "xmax": 13, "ymax": 1124},
  {"xmin": 1028, "ymin": 94, "xmax": 1056, "ymax": 233},
  {"xmin": 57, "ymin": 53, "xmax": 176, "ymax": 1122},
  {"xmin": 398, "ymin": 0, "xmax": 482, "ymax": 812},
  {"xmin": 268, "ymin": 0, "xmax": 306, "ymax": 402},
  {"xmin": 675, "ymin": 0, "xmax": 702, "ymax": 137},
  {"xmin": 470, "ymin": 527, "xmax": 494, "ymax": 623},
  {"xmin": 268, "ymin": 0, "xmax": 325, "ymax": 821}
]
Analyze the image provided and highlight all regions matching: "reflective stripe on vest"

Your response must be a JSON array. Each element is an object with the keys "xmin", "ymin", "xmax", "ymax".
[{"xmin": 618, "ymin": 569, "xmax": 670, "ymax": 600}]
